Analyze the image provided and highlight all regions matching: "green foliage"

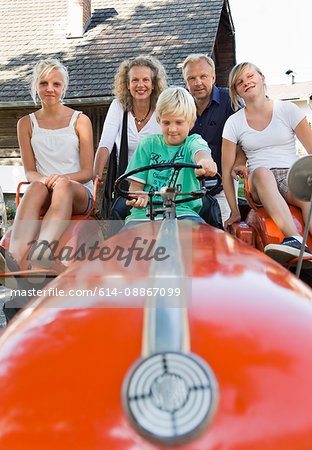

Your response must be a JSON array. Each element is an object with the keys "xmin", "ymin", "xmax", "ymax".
[
  {"xmin": 6, "ymin": 207, "xmax": 16, "ymax": 221},
  {"xmin": 238, "ymin": 176, "xmax": 246, "ymax": 202}
]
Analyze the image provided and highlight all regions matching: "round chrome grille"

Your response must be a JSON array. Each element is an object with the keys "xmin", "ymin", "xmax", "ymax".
[{"xmin": 122, "ymin": 352, "xmax": 218, "ymax": 445}]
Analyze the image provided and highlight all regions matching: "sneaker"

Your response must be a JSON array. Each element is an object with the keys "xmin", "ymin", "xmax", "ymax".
[
  {"xmin": 27, "ymin": 240, "xmax": 56, "ymax": 285},
  {"xmin": 264, "ymin": 237, "xmax": 312, "ymax": 265},
  {"xmin": 28, "ymin": 240, "xmax": 55, "ymax": 269},
  {"xmin": 0, "ymin": 246, "xmax": 21, "ymax": 290}
]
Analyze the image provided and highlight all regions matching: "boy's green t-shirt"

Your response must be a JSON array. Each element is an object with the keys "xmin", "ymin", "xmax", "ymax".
[{"xmin": 125, "ymin": 133, "xmax": 211, "ymax": 222}]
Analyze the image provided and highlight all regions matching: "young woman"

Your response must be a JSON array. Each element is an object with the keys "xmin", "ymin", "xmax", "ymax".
[
  {"xmin": 0, "ymin": 58, "xmax": 94, "ymax": 286},
  {"xmin": 222, "ymin": 62, "xmax": 312, "ymax": 263}
]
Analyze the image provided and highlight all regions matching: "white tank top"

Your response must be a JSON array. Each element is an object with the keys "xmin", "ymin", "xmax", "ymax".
[{"xmin": 29, "ymin": 110, "xmax": 93, "ymax": 192}]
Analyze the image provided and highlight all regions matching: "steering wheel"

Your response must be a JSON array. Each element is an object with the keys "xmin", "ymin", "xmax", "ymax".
[
  {"xmin": 197, "ymin": 172, "xmax": 222, "ymax": 196},
  {"xmin": 114, "ymin": 162, "xmax": 222, "ymax": 220},
  {"xmin": 114, "ymin": 162, "xmax": 208, "ymax": 203}
]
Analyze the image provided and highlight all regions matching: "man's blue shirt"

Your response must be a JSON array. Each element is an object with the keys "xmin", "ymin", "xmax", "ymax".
[{"xmin": 189, "ymin": 85, "xmax": 235, "ymax": 177}]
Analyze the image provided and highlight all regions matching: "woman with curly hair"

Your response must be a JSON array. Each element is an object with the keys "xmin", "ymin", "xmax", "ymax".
[
  {"xmin": 93, "ymin": 55, "xmax": 167, "ymax": 226},
  {"xmin": 94, "ymin": 55, "xmax": 167, "ymax": 179}
]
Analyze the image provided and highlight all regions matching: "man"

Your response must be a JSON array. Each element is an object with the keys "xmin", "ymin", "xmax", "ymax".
[{"xmin": 182, "ymin": 53, "xmax": 240, "ymax": 225}]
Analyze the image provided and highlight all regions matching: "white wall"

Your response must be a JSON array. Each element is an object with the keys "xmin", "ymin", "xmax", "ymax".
[{"xmin": 0, "ymin": 166, "xmax": 27, "ymax": 193}]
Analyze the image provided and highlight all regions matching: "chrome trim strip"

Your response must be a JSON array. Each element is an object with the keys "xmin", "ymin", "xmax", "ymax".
[{"xmin": 142, "ymin": 219, "xmax": 190, "ymax": 356}]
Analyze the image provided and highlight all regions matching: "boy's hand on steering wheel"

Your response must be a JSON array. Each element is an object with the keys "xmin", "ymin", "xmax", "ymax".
[
  {"xmin": 195, "ymin": 158, "xmax": 217, "ymax": 177},
  {"xmin": 126, "ymin": 194, "xmax": 149, "ymax": 209}
]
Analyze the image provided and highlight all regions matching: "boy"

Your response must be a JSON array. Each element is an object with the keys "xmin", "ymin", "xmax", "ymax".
[{"xmin": 125, "ymin": 86, "xmax": 217, "ymax": 223}]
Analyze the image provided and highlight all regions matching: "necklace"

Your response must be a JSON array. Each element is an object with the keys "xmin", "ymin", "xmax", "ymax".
[{"xmin": 132, "ymin": 105, "xmax": 151, "ymax": 125}]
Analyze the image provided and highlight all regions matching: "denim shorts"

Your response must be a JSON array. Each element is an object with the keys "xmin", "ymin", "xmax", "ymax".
[{"xmin": 84, "ymin": 187, "xmax": 94, "ymax": 214}]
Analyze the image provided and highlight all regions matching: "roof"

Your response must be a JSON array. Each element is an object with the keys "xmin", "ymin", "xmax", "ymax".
[
  {"xmin": 0, "ymin": 0, "xmax": 227, "ymax": 105},
  {"xmin": 267, "ymin": 81, "xmax": 312, "ymax": 101}
]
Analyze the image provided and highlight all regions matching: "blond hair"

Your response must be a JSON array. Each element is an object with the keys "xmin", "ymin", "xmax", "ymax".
[
  {"xmin": 114, "ymin": 55, "xmax": 167, "ymax": 111},
  {"xmin": 31, "ymin": 59, "xmax": 69, "ymax": 104},
  {"xmin": 182, "ymin": 53, "xmax": 215, "ymax": 79},
  {"xmin": 156, "ymin": 86, "xmax": 196, "ymax": 125},
  {"xmin": 229, "ymin": 62, "xmax": 265, "ymax": 111}
]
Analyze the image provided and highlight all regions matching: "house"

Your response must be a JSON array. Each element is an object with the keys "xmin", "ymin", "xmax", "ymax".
[
  {"xmin": 267, "ymin": 73, "xmax": 312, "ymax": 155},
  {"xmin": 267, "ymin": 74, "xmax": 312, "ymax": 124},
  {"xmin": 0, "ymin": 0, "xmax": 236, "ymax": 195}
]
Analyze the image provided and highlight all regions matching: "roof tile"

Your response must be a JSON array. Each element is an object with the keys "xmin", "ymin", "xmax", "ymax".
[{"xmin": 0, "ymin": 0, "xmax": 225, "ymax": 102}]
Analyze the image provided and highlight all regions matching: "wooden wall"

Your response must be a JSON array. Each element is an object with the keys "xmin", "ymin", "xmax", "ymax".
[
  {"xmin": 213, "ymin": 3, "xmax": 236, "ymax": 87},
  {"xmin": 0, "ymin": 108, "xmax": 26, "ymax": 166}
]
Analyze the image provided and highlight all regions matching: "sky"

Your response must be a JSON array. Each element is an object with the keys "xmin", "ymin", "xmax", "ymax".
[{"xmin": 229, "ymin": 0, "xmax": 312, "ymax": 86}]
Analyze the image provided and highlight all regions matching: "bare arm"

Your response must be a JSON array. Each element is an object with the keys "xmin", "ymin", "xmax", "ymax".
[
  {"xmin": 17, "ymin": 115, "xmax": 47, "ymax": 184},
  {"xmin": 231, "ymin": 145, "xmax": 248, "ymax": 180},
  {"xmin": 93, "ymin": 146, "xmax": 110, "ymax": 183},
  {"xmin": 222, "ymin": 138, "xmax": 241, "ymax": 228},
  {"xmin": 72, "ymin": 113, "xmax": 94, "ymax": 183},
  {"xmin": 295, "ymin": 118, "xmax": 312, "ymax": 154},
  {"xmin": 126, "ymin": 180, "xmax": 148, "ymax": 209},
  {"xmin": 94, "ymin": 100, "xmax": 123, "ymax": 182},
  {"xmin": 194, "ymin": 149, "xmax": 217, "ymax": 177}
]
